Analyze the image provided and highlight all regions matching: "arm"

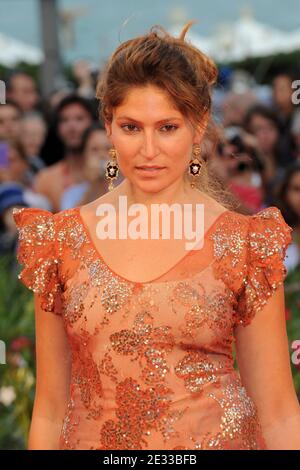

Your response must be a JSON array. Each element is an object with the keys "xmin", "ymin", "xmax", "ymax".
[
  {"xmin": 33, "ymin": 169, "xmax": 48, "ymax": 195},
  {"xmin": 28, "ymin": 293, "xmax": 71, "ymax": 450},
  {"xmin": 234, "ymin": 284, "xmax": 300, "ymax": 450}
]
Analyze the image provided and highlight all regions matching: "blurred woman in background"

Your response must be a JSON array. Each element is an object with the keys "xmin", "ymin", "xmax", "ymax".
[
  {"xmin": 276, "ymin": 161, "xmax": 300, "ymax": 272},
  {"xmin": 60, "ymin": 122, "xmax": 122, "ymax": 209}
]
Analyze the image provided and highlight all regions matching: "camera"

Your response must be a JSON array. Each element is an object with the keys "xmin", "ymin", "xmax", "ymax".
[{"xmin": 224, "ymin": 126, "xmax": 264, "ymax": 172}]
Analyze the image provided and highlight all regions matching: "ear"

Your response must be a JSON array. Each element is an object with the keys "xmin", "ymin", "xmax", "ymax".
[{"xmin": 193, "ymin": 111, "xmax": 209, "ymax": 144}]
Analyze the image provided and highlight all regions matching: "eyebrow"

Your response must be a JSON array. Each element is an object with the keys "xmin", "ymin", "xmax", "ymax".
[{"xmin": 116, "ymin": 116, "xmax": 182, "ymax": 124}]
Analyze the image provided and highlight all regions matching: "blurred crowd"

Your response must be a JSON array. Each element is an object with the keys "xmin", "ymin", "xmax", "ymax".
[{"xmin": 0, "ymin": 60, "xmax": 300, "ymax": 273}]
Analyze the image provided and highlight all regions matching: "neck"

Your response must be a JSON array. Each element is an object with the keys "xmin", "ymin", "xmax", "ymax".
[
  {"xmin": 119, "ymin": 177, "xmax": 196, "ymax": 208},
  {"xmin": 65, "ymin": 151, "xmax": 83, "ymax": 168}
]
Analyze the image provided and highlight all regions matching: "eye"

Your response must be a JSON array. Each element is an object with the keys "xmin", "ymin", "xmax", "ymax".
[
  {"xmin": 120, "ymin": 123, "xmax": 178, "ymax": 133},
  {"xmin": 160, "ymin": 124, "xmax": 178, "ymax": 132},
  {"xmin": 121, "ymin": 124, "xmax": 139, "ymax": 132}
]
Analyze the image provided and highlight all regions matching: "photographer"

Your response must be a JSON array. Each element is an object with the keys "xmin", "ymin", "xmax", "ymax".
[{"xmin": 221, "ymin": 126, "xmax": 266, "ymax": 213}]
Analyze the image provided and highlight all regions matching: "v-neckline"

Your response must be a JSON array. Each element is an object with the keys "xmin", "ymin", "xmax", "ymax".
[{"xmin": 74, "ymin": 205, "xmax": 230, "ymax": 285}]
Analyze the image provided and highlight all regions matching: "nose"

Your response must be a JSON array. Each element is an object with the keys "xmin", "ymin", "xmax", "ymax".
[{"xmin": 140, "ymin": 129, "xmax": 160, "ymax": 159}]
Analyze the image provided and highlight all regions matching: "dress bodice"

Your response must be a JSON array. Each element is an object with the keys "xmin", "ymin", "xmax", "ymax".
[{"xmin": 12, "ymin": 205, "xmax": 292, "ymax": 450}]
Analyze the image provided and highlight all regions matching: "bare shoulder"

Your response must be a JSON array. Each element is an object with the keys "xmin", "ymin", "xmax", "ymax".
[{"xmin": 38, "ymin": 160, "xmax": 65, "ymax": 178}]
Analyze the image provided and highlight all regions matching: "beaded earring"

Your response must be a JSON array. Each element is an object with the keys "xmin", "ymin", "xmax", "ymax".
[
  {"xmin": 188, "ymin": 144, "xmax": 203, "ymax": 189},
  {"xmin": 105, "ymin": 148, "xmax": 119, "ymax": 191}
]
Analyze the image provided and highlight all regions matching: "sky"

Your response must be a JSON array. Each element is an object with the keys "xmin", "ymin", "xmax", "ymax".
[{"xmin": 0, "ymin": 0, "xmax": 299, "ymax": 65}]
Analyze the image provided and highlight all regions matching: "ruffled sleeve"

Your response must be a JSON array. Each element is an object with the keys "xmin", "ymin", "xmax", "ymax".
[
  {"xmin": 234, "ymin": 206, "xmax": 293, "ymax": 327},
  {"xmin": 12, "ymin": 207, "xmax": 63, "ymax": 315}
]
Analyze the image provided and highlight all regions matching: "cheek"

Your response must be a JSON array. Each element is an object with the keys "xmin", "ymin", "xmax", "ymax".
[
  {"xmin": 266, "ymin": 131, "xmax": 277, "ymax": 142},
  {"xmin": 164, "ymin": 138, "xmax": 191, "ymax": 165},
  {"xmin": 59, "ymin": 123, "xmax": 68, "ymax": 135},
  {"xmin": 10, "ymin": 161, "xmax": 19, "ymax": 172},
  {"xmin": 113, "ymin": 134, "xmax": 139, "ymax": 165},
  {"xmin": 287, "ymin": 192, "xmax": 300, "ymax": 208},
  {"xmin": 76, "ymin": 120, "xmax": 88, "ymax": 131},
  {"xmin": 117, "ymin": 149, "xmax": 135, "ymax": 169},
  {"xmin": 113, "ymin": 128, "xmax": 192, "ymax": 165}
]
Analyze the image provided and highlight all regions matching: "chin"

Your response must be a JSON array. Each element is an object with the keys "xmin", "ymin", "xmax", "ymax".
[
  {"xmin": 130, "ymin": 171, "xmax": 187, "ymax": 192},
  {"xmin": 68, "ymin": 142, "xmax": 82, "ymax": 151},
  {"xmin": 133, "ymin": 178, "xmax": 169, "ymax": 193}
]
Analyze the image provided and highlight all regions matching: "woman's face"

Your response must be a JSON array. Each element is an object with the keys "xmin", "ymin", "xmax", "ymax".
[
  {"xmin": 20, "ymin": 118, "xmax": 46, "ymax": 157},
  {"xmin": 248, "ymin": 114, "xmax": 279, "ymax": 154},
  {"xmin": 105, "ymin": 84, "xmax": 204, "ymax": 194},
  {"xmin": 0, "ymin": 146, "xmax": 28, "ymax": 183},
  {"xmin": 286, "ymin": 171, "xmax": 300, "ymax": 218}
]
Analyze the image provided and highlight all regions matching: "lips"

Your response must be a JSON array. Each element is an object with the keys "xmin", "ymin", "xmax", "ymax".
[
  {"xmin": 135, "ymin": 166, "xmax": 166, "ymax": 174},
  {"xmin": 135, "ymin": 166, "xmax": 165, "ymax": 169}
]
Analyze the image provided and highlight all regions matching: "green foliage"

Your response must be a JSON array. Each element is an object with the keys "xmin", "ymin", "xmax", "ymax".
[
  {"xmin": 218, "ymin": 50, "xmax": 300, "ymax": 84},
  {"xmin": 0, "ymin": 63, "xmax": 40, "ymax": 85},
  {"xmin": 0, "ymin": 254, "xmax": 35, "ymax": 450}
]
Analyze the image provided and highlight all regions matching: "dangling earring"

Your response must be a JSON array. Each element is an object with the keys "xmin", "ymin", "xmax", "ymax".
[
  {"xmin": 105, "ymin": 148, "xmax": 119, "ymax": 191},
  {"xmin": 188, "ymin": 144, "xmax": 203, "ymax": 189}
]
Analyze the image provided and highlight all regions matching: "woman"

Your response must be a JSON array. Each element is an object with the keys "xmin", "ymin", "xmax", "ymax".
[
  {"xmin": 60, "ymin": 122, "xmax": 122, "ymax": 210},
  {"xmin": 219, "ymin": 126, "xmax": 265, "ymax": 214},
  {"xmin": 13, "ymin": 22, "xmax": 300, "ymax": 450},
  {"xmin": 244, "ymin": 104, "xmax": 292, "ymax": 206},
  {"xmin": 276, "ymin": 161, "xmax": 300, "ymax": 272}
]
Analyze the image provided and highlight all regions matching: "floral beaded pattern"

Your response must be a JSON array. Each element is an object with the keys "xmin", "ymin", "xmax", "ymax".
[
  {"xmin": 210, "ymin": 206, "xmax": 293, "ymax": 327},
  {"xmin": 12, "ymin": 207, "xmax": 63, "ymax": 314},
  {"xmin": 236, "ymin": 207, "xmax": 293, "ymax": 326},
  {"xmin": 12, "ymin": 205, "xmax": 292, "ymax": 450}
]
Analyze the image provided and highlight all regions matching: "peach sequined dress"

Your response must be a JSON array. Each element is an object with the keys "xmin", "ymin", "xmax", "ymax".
[{"xmin": 12, "ymin": 204, "xmax": 293, "ymax": 450}]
